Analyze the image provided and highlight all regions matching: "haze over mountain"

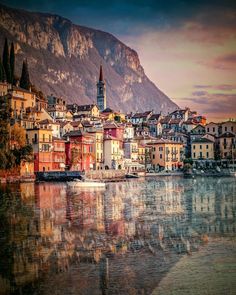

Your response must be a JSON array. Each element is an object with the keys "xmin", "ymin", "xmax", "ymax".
[{"xmin": 0, "ymin": 3, "xmax": 178, "ymax": 113}]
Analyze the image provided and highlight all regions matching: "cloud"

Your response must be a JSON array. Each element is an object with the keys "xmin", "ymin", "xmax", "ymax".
[
  {"xmin": 194, "ymin": 84, "xmax": 236, "ymax": 91},
  {"xmin": 194, "ymin": 85, "xmax": 212, "ymax": 89},
  {"xmin": 175, "ymin": 91, "xmax": 236, "ymax": 120},
  {"xmin": 192, "ymin": 91, "xmax": 208, "ymax": 96},
  {"xmin": 201, "ymin": 53, "xmax": 236, "ymax": 70}
]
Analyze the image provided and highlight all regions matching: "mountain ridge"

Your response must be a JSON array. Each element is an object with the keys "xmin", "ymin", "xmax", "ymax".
[{"xmin": 0, "ymin": 3, "xmax": 178, "ymax": 113}]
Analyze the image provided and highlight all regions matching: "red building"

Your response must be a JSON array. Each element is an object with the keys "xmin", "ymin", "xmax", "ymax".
[
  {"xmin": 52, "ymin": 137, "xmax": 66, "ymax": 171},
  {"xmin": 64, "ymin": 130, "xmax": 95, "ymax": 171},
  {"xmin": 103, "ymin": 122, "xmax": 124, "ymax": 149}
]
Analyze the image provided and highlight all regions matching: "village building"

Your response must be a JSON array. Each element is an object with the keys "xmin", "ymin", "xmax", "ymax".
[
  {"xmin": 26, "ymin": 127, "xmax": 53, "ymax": 172},
  {"xmin": 0, "ymin": 81, "xmax": 10, "ymax": 95},
  {"xmin": 77, "ymin": 104, "xmax": 100, "ymax": 118},
  {"xmin": 66, "ymin": 103, "xmax": 79, "ymax": 114},
  {"xmin": 123, "ymin": 123, "xmax": 135, "ymax": 140},
  {"xmin": 191, "ymin": 138, "xmax": 214, "ymax": 161},
  {"xmin": 205, "ymin": 122, "xmax": 220, "ymax": 137},
  {"xmin": 160, "ymin": 116, "xmax": 171, "ymax": 130},
  {"xmin": 38, "ymin": 119, "xmax": 60, "ymax": 138},
  {"xmin": 9, "ymin": 85, "xmax": 36, "ymax": 118},
  {"xmin": 216, "ymin": 132, "xmax": 235, "ymax": 160},
  {"xmin": 221, "ymin": 121, "xmax": 236, "ymax": 135},
  {"xmin": 103, "ymin": 135, "xmax": 124, "ymax": 170},
  {"xmin": 87, "ymin": 129, "xmax": 104, "ymax": 170},
  {"xmin": 190, "ymin": 124, "xmax": 206, "ymax": 141},
  {"xmin": 52, "ymin": 137, "xmax": 66, "ymax": 171},
  {"xmin": 59, "ymin": 121, "xmax": 74, "ymax": 137},
  {"xmin": 148, "ymin": 120, "xmax": 162, "ymax": 137},
  {"xmin": 182, "ymin": 118, "xmax": 198, "ymax": 133},
  {"xmin": 103, "ymin": 122, "xmax": 124, "ymax": 143},
  {"xmin": 64, "ymin": 130, "xmax": 95, "ymax": 171},
  {"xmin": 148, "ymin": 139, "xmax": 183, "ymax": 171},
  {"xmin": 47, "ymin": 95, "xmax": 67, "ymax": 120},
  {"xmin": 130, "ymin": 111, "xmax": 153, "ymax": 125},
  {"xmin": 124, "ymin": 140, "xmax": 139, "ymax": 161},
  {"xmin": 169, "ymin": 108, "xmax": 191, "ymax": 122}
]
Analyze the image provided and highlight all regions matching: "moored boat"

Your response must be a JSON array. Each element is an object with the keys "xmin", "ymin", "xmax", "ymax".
[{"xmin": 67, "ymin": 179, "xmax": 106, "ymax": 188}]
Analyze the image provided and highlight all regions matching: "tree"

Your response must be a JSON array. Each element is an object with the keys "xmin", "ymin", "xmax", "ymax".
[
  {"xmin": 0, "ymin": 58, "xmax": 6, "ymax": 82},
  {"xmin": 20, "ymin": 59, "xmax": 31, "ymax": 90},
  {"xmin": 10, "ymin": 42, "xmax": 15, "ymax": 84},
  {"xmin": 10, "ymin": 123, "xmax": 26, "ymax": 148},
  {"xmin": 2, "ymin": 38, "xmax": 11, "ymax": 83}
]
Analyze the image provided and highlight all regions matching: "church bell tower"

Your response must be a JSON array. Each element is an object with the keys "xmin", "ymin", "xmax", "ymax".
[{"xmin": 97, "ymin": 64, "xmax": 107, "ymax": 111}]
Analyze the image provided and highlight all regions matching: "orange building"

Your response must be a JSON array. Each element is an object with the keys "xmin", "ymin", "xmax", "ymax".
[
  {"xmin": 26, "ymin": 127, "xmax": 53, "ymax": 172},
  {"xmin": 149, "ymin": 139, "xmax": 183, "ymax": 171},
  {"xmin": 52, "ymin": 137, "xmax": 66, "ymax": 171}
]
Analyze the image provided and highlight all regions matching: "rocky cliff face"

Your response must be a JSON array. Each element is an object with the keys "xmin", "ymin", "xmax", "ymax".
[{"xmin": 0, "ymin": 4, "xmax": 178, "ymax": 113}]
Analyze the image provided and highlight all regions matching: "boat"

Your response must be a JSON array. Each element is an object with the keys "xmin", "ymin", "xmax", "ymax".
[
  {"xmin": 67, "ymin": 178, "xmax": 106, "ymax": 188},
  {"xmin": 125, "ymin": 173, "xmax": 139, "ymax": 179}
]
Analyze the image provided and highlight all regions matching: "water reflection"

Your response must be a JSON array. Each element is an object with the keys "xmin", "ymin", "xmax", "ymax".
[{"xmin": 0, "ymin": 177, "xmax": 235, "ymax": 294}]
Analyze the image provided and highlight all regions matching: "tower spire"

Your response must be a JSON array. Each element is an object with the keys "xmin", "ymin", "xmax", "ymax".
[
  {"xmin": 97, "ymin": 64, "xmax": 106, "ymax": 111},
  {"xmin": 99, "ymin": 64, "xmax": 104, "ymax": 82}
]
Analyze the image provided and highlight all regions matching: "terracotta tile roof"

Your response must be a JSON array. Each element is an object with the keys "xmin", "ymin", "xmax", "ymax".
[
  {"xmin": 77, "ymin": 104, "xmax": 97, "ymax": 111},
  {"xmin": 132, "ymin": 111, "xmax": 152, "ymax": 119}
]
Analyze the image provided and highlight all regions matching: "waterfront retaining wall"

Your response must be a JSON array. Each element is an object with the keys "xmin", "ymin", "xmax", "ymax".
[{"xmin": 85, "ymin": 170, "xmax": 126, "ymax": 180}]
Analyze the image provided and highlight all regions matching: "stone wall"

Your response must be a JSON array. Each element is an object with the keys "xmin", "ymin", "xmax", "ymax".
[{"xmin": 85, "ymin": 170, "xmax": 126, "ymax": 180}]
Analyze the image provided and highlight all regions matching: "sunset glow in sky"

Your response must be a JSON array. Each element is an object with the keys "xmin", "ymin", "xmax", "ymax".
[{"xmin": 2, "ymin": 0, "xmax": 236, "ymax": 121}]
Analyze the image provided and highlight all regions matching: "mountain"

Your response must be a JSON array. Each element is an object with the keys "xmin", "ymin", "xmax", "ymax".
[{"xmin": 0, "ymin": 4, "xmax": 178, "ymax": 113}]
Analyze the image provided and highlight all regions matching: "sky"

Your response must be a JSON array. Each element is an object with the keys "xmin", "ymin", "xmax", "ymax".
[{"xmin": 1, "ymin": 0, "xmax": 236, "ymax": 121}]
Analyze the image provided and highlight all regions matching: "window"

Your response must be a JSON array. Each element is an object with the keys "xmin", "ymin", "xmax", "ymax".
[
  {"xmin": 193, "ymin": 152, "xmax": 196, "ymax": 158},
  {"xmin": 213, "ymin": 127, "xmax": 215, "ymax": 132},
  {"xmin": 200, "ymin": 145, "xmax": 202, "ymax": 149},
  {"xmin": 225, "ymin": 127, "xmax": 227, "ymax": 131},
  {"xmin": 231, "ymin": 126, "xmax": 233, "ymax": 132},
  {"xmin": 207, "ymin": 128, "xmax": 209, "ymax": 132},
  {"xmin": 200, "ymin": 151, "xmax": 203, "ymax": 158},
  {"xmin": 160, "ymin": 154, "xmax": 162, "ymax": 159},
  {"xmin": 206, "ymin": 145, "xmax": 208, "ymax": 149},
  {"xmin": 153, "ymin": 154, "xmax": 155, "ymax": 159},
  {"xmin": 193, "ymin": 145, "xmax": 195, "ymax": 150},
  {"xmin": 206, "ymin": 152, "xmax": 209, "ymax": 158}
]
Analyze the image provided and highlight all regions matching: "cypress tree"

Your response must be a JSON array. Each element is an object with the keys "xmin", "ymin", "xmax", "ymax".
[
  {"xmin": 0, "ymin": 58, "xmax": 6, "ymax": 82},
  {"xmin": 2, "ymin": 38, "xmax": 11, "ymax": 83},
  {"xmin": 10, "ymin": 42, "xmax": 15, "ymax": 84},
  {"xmin": 20, "ymin": 59, "xmax": 31, "ymax": 90}
]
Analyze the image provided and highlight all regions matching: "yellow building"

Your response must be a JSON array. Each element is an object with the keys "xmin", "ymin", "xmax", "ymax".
[
  {"xmin": 104, "ymin": 135, "xmax": 124, "ymax": 169},
  {"xmin": 87, "ymin": 129, "xmax": 104, "ymax": 170},
  {"xmin": 0, "ymin": 81, "xmax": 9, "ymax": 95},
  {"xmin": 149, "ymin": 139, "xmax": 183, "ymax": 171},
  {"xmin": 138, "ymin": 145, "xmax": 146, "ymax": 164},
  {"xmin": 9, "ymin": 86, "xmax": 36, "ymax": 117},
  {"xmin": 77, "ymin": 104, "xmax": 100, "ymax": 117},
  {"xmin": 191, "ymin": 138, "xmax": 214, "ymax": 160}
]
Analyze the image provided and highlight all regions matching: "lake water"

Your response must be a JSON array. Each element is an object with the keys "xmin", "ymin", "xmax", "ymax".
[{"xmin": 0, "ymin": 177, "xmax": 235, "ymax": 295}]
